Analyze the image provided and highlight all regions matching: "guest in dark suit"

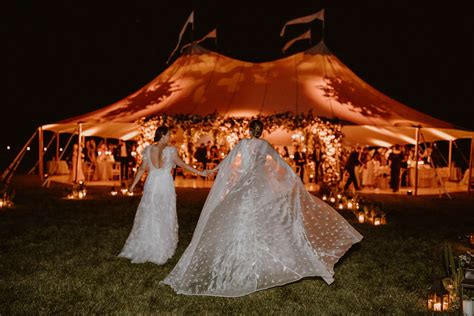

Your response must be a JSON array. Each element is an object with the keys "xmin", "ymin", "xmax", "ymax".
[
  {"xmin": 311, "ymin": 144, "xmax": 322, "ymax": 183},
  {"xmin": 388, "ymin": 145, "xmax": 403, "ymax": 192},
  {"xmin": 117, "ymin": 140, "xmax": 131, "ymax": 180},
  {"xmin": 344, "ymin": 147, "xmax": 362, "ymax": 191},
  {"xmin": 194, "ymin": 143, "xmax": 208, "ymax": 170},
  {"xmin": 293, "ymin": 144, "xmax": 307, "ymax": 183}
]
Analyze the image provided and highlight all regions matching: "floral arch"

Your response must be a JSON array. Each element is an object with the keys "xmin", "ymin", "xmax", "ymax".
[{"xmin": 136, "ymin": 111, "xmax": 343, "ymax": 187}]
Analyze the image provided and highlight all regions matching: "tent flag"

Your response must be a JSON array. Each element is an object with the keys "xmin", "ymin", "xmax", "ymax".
[
  {"xmin": 280, "ymin": 9, "xmax": 324, "ymax": 37},
  {"xmin": 282, "ymin": 29, "xmax": 311, "ymax": 53},
  {"xmin": 181, "ymin": 28, "xmax": 217, "ymax": 52},
  {"xmin": 167, "ymin": 11, "xmax": 194, "ymax": 64}
]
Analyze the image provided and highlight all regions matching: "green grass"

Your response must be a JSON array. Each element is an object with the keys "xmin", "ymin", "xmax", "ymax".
[{"xmin": 1, "ymin": 176, "xmax": 473, "ymax": 314}]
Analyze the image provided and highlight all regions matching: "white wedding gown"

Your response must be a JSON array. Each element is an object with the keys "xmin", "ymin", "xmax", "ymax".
[
  {"xmin": 118, "ymin": 145, "xmax": 178, "ymax": 265},
  {"xmin": 162, "ymin": 138, "xmax": 363, "ymax": 297}
]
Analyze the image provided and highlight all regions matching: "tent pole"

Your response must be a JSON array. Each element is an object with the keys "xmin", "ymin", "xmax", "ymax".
[
  {"xmin": 75, "ymin": 123, "xmax": 83, "ymax": 183},
  {"xmin": 468, "ymin": 137, "xmax": 473, "ymax": 193},
  {"xmin": 56, "ymin": 132, "xmax": 60, "ymax": 161},
  {"xmin": 38, "ymin": 127, "xmax": 44, "ymax": 181},
  {"xmin": 414, "ymin": 127, "xmax": 420, "ymax": 196},
  {"xmin": 448, "ymin": 140, "xmax": 453, "ymax": 180}
]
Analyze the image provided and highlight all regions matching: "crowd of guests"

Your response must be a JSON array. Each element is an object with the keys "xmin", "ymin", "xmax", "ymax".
[
  {"xmin": 76, "ymin": 139, "xmax": 139, "ymax": 181},
  {"xmin": 177, "ymin": 141, "xmax": 228, "ymax": 178},
  {"xmin": 279, "ymin": 144, "xmax": 323, "ymax": 184},
  {"xmin": 341, "ymin": 144, "xmax": 444, "ymax": 192},
  {"xmin": 68, "ymin": 137, "xmax": 452, "ymax": 191}
]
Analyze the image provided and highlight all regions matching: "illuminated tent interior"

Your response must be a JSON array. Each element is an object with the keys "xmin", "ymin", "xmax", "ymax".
[{"xmin": 41, "ymin": 41, "xmax": 472, "ymax": 146}]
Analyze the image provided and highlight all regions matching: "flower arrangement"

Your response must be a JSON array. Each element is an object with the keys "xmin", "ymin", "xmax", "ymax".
[
  {"xmin": 441, "ymin": 242, "xmax": 464, "ymax": 312},
  {"xmin": 458, "ymin": 251, "xmax": 474, "ymax": 270}
]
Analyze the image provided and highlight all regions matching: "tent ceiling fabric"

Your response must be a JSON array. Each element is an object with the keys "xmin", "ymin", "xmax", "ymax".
[{"xmin": 43, "ymin": 41, "xmax": 472, "ymax": 144}]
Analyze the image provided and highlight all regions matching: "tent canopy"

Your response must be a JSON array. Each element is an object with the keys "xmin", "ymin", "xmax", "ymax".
[{"xmin": 43, "ymin": 42, "xmax": 472, "ymax": 145}]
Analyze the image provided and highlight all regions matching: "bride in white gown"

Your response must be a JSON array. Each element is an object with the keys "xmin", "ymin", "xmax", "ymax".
[
  {"xmin": 161, "ymin": 120, "xmax": 363, "ymax": 297},
  {"xmin": 119, "ymin": 126, "xmax": 207, "ymax": 265}
]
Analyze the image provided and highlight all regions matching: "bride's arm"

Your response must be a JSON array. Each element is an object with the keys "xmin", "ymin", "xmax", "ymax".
[
  {"xmin": 172, "ymin": 150, "xmax": 207, "ymax": 176},
  {"xmin": 129, "ymin": 159, "xmax": 147, "ymax": 192}
]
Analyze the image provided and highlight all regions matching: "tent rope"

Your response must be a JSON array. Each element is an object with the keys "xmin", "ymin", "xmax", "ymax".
[
  {"xmin": 1, "ymin": 130, "xmax": 38, "ymax": 183},
  {"xmin": 27, "ymin": 132, "xmax": 57, "ymax": 175}
]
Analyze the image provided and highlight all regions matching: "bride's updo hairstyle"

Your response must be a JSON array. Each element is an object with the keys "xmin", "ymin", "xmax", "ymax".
[
  {"xmin": 249, "ymin": 119, "xmax": 264, "ymax": 138},
  {"xmin": 154, "ymin": 125, "xmax": 169, "ymax": 142}
]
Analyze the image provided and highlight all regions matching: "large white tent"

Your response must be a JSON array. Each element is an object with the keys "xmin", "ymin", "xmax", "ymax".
[{"xmin": 41, "ymin": 42, "xmax": 473, "ymax": 146}]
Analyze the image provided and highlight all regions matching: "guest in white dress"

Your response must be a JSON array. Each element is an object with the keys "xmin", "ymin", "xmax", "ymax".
[
  {"xmin": 118, "ymin": 126, "xmax": 208, "ymax": 265},
  {"xmin": 69, "ymin": 144, "xmax": 84, "ymax": 183},
  {"xmin": 362, "ymin": 154, "xmax": 378, "ymax": 188},
  {"xmin": 162, "ymin": 120, "xmax": 363, "ymax": 297}
]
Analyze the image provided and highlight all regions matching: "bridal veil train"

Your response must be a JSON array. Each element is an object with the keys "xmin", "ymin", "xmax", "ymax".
[{"xmin": 162, "ymin": 128, "xmax": 362, "ymax": 297}]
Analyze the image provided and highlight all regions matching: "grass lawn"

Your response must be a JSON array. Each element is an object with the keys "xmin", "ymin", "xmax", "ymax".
[{"xmin": 1, "ymin": 176, "xmax": 473, "ymax": 314}]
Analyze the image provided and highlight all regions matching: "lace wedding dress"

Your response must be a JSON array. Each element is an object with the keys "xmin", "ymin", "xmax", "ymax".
[
  {"xmin": 162, "ymin": 138, "xmax": 363, "ymax": 297},
  {"xmin": 119, "ymin": 146, "xmax": 178, "ymax": 265}
]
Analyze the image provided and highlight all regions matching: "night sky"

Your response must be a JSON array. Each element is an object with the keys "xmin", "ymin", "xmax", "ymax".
[{"xmin": 3, "ymin": 2, "xmax": 474, "ymax": 149}]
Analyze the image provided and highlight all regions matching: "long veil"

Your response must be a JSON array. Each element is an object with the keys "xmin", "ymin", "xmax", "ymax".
[{"xmin": 162, "ymin": 138, "xmax": 362, "ymax": 297}]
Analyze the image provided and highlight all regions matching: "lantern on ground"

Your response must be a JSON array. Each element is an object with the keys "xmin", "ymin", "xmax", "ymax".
[
  {"xmin": 374, "ymin": 216, "xmax": 381, "ymax": 226},
  {"xmin": 322, "ymin": 195, "xmax": 327, "ymax": 201},
  {"xmin": 427, "ymin": 281, "xmax": 450, "ymax": 312},
  {"xmin": 347, "ymin": 201, "xmax": 353, "ymax": 209},
  {"xmin": 110, "ymin": 187, "xmax": 118, "ymax": 196},
  {"xmin": 78, "ymin": 182, "xmax": 86, "ymax": 198},
  {"xmin": 330, "ymin": 197, "xmax": 336, "ymax": 203},
  {"xmin": 338, "ymin": 203, "xmax": 344, "ymax": 210},
  {"xmin": 358, "ymin": 211, "xmax": 365, "ymax": 224}
]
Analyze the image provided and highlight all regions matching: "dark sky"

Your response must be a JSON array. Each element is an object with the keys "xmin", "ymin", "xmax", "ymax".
[{"xmin": 3, "ymin": 1, "xmax": 474, "ymax": 148}]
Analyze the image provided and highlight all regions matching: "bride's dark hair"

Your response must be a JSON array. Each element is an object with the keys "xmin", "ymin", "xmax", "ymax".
[
  {"xmin": 154, "ymin": 125, "xmax": 169, "ymax": 142},
  {"xmin": 249, "ymin": 119, "xmax": 264, "ymax": 138}
]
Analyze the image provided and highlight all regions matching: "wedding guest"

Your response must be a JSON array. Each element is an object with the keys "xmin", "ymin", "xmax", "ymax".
[
  {"xmin": 194, "ymin": 143, "xmax": 208, "ymax": 170},
  {"xmin": 209, "ymin": 145, "xmax": 220, "ymax": 164},
  {"xmin": 282, "ymin": 146, "xmax": 290, "ymax": 159},
  {"xmin": 117, "ymin": 140, "xmax": 131, "ymax": 180},
  {"xmin": 362, "ymin": 154, "xmax": 377, "ymax": 188},
  {"xmin": 310, "ymin": 144, "xmax": 322, "ymax": 183},
  {"xmin": 97, "ymin": 141, "xmax": 107, "ymax": 160},
  {"xmin": 344, "ymin": 147, "xmax": 361, "ymax": 191},
  {"xmin": 70, "ymin": 143, "xmax": 85, "ymax": 183},
  {"xmin": 293, "ymin": 144, "xmax": 307, "ymax": 182},
  {"xmin": 86, "ymin": 139, "xmax": 97, "ymax": 163},
  {"xmin": 388, "ymin": 145, "xmax": 403, "ymax": 192}
]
